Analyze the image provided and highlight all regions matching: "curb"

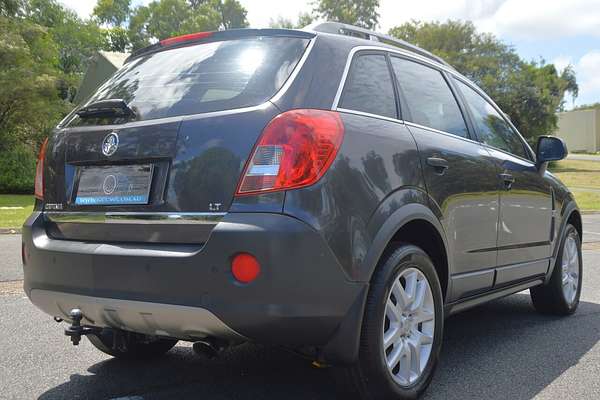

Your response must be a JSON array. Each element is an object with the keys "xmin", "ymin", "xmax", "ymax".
[
  {"xmin": 581, "ymin": 210, "xmax": 600, "ymax": 215},
  {"xmin": 0, "ymin": 228, "xmax": 21, "ymax": 235}
]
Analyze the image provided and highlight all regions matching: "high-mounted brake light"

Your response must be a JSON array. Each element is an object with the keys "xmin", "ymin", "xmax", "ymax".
[
  {"xmin": 160, "ymin": 31, "xmax": 213, "ymax": 47},
  {"xmin": 34, "ymin": 138, "xmax": 48, "ymax": 200},
  {"xmin": 236, "ymin": 109, "xmax": 344, "ymax": 195}
]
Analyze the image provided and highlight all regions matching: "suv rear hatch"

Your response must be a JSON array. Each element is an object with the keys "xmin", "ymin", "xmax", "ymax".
[{"xmin": 42, "ymin": 30, "xmax": 314, "ymax": 244}]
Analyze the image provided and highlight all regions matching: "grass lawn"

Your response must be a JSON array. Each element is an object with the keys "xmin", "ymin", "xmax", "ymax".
[
  {"xmin": 550, "ymin": 159, "xmax": 600, "ymax": 211},
  {"xmin": 0, "ymin": 194, "xmax": 34, "ymax": 229}
]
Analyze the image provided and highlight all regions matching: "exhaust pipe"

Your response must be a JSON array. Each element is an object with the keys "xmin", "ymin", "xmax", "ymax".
[{"xmin": 193, "ymin": 337, "xmax": 227, "ymax": 359}]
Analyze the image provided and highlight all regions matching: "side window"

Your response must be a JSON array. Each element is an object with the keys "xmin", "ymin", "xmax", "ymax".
[
  {"xmin": 454, "ymin": 78, "xmax": 528, "ymax": 159},
  {"xmin": 339, "ymin": 54, "xmax": 397, "ymax": 119},
  {"xmin": 390, "ymin": 57, "xmax": 468, "ymax": 138}
]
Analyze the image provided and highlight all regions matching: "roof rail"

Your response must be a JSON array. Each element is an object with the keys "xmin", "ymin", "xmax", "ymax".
[{"xmin": 306, "ymin": 21, "xmax": 452, "ymax": 68}]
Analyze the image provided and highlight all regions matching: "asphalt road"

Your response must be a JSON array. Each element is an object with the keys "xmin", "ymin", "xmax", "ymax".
[{"xmin": 1, "ymin": 217, "xmax": 599, "ymax": 400}]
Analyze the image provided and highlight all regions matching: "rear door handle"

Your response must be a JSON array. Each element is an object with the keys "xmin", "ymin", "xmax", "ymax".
[
  {"xmin": 499, "ymin": 173, "xmax": 515, "ymax": 190},
  {"xmin": 426, "ymin": 157, "xmax": 449, "ymax": 174}
]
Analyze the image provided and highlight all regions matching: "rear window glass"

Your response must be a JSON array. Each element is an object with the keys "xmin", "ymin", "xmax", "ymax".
[{"xmin": 67, "ymin": 36, "xmax": 309, "ymax": 126}]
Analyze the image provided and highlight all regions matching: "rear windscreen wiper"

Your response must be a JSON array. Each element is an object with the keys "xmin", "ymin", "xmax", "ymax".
[{"xmin": 76, "ymin": 99, "xmax": 136, "ymax": 119}]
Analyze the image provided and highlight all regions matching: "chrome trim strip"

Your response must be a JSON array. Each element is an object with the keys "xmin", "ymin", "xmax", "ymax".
[
  {"xmin": 336, "ymin": 107, "xmax": 405, "ymax": 124},
  {"xmin": 332, "ymin": 45, "xmax": 467, "ymax": 110},
  {"xmin": 44, "ymin": 211, "xmax": 226, "ymax": 225},
  {"xmin": 30, "ymin": 289, "xmax": 246, "ymax": 341},
  {"xmin": 404, "ymin": 121, "xmax": 483, "ymax": 147},
  {"xmin": 332, "ymin": 46, "xmax": 534, "ymax": 161}
]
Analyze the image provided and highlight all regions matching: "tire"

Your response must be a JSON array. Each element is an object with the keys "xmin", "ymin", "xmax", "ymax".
[
  {"xmin": 334, "ymin": 243, "xmax": 444, "ymax": 400},
  {"xmin": 87, "ymin": 328, "xmax": 178, "ymax": 359},
  {"xmin": 530, "ymin": 224, "xmax": 582, "ymax": 315}
]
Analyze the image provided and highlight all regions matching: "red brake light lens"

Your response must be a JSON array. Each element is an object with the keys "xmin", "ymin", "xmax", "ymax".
[
  {"xmin": 34, "ymin": 138, "xmax": 48, "ymax": 200},
  {"xmin": 160, "ymin": 31, "xmax": 213, "ymax": 47},
  {"xmin": 236, "ymin": 109, "xmax": 344, "ymax": 195}
]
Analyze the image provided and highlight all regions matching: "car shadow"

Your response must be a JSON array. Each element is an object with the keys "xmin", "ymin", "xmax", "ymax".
[{"xmin": 38, "ymin": 293, "xmax": 600, "ymax": 400}]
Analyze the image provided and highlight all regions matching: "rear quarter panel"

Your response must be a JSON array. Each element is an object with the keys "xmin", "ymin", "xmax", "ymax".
[{"xmin": 283, "ymin": 113, "xmax": 426, "ymax": 281}]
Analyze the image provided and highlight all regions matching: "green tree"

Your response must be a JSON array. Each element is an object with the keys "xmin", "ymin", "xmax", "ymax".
[
  {"xmin": 93, "ymin": 0, "xmax": 131, "ymax": 26},
  {"xmin": 389, "ymin": 20, "xmax": 578, "ymax": 142},
  {"xmin": 297, "ymin": 12, "xmax": 314, "ymax": 27},
  {"xmin": 214, "ymin": 0, "xmax": 247, "ymax": 29},
  {"xmin": 270, "ymin": 12, "xmax": 314, "ymax": 29},
  {"xmin": 0, "ymin": 0, "xmax": 122, "ymax": 192},
  {"xmin": 128, "ymin": 0, "xmax": 248, "ymax": 50},
  {"xmin": 0, "ymin": 0, "xmax": 23, "ymax": 17},
  {"xmin": 0, "ymin": 16, "xmax": 68, "ymax": 150},
  {"xmin": 26, "ymin": 0, "xmax": 108, "ymax": 77},
  {"xmin": 313, "ymin": 0, "xmax": 379, "ymax": 29},
  {"xmin": 103, "ymin": 26, "xmax": 129, "ymax": 52}
]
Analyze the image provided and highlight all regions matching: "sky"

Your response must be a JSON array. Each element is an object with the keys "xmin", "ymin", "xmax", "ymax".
[{"xmin": 58, "ymin": 0, "xmax": 600, "ymax": 108}]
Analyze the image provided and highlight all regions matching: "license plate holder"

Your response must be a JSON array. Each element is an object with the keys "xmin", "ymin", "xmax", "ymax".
[{"xmin": 74, "ymin": 164, "xmax": 154, "ymax": 206}]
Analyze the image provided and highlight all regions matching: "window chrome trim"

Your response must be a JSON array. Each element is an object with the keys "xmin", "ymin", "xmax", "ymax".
[
  {"xmin": 332, "ymin": 45, "xmax": 535, "ymax": 162},
  {"xmin": 332, "ymin": 45, "xmax": 470, "ymax": 110},
  {"xmin": 43, "ymin": 211, "xmax": 226, "ymax": 225},
  {"xmin": 404, "ymin": 121, "xmax": 484, "ymax": 147},
  {"xmin": 479, "ymin": 142, "xmax": 537, "ymax": 166},
  {"xmin": 336, "ymin": 107, "xmax": 405, "ymax": 124}
]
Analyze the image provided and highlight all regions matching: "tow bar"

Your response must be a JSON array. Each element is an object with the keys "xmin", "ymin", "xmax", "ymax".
[{"xmin": 63, "ymin": 309, "xmax": 101, "ymax": 345}]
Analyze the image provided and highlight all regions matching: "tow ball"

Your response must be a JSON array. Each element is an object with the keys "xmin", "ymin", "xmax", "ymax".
[{"xmin": 63, "ymin": 309, "xmax": 101, "ymax": 345}]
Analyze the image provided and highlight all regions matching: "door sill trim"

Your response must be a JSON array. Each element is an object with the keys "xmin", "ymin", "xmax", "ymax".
[{"xmin": 445, "ymin": 277, "xmax": 544, "ymax": 316}]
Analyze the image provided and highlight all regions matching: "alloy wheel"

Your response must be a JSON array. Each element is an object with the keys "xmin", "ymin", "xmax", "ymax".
[
  {"xmin": 382, "ymin": 267, "xmax": 435, "ymax": 386},
  {"xmin": 561, "ymin": 234, "xmax": 580, "ymax": 305}
]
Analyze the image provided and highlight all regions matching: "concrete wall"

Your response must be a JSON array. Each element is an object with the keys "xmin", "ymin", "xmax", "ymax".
[{"xmin": 555, "ymin": 109, "xmax": 600, "ymax": 152}]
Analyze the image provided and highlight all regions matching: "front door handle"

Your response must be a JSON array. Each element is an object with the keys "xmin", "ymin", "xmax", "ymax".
[
  {"xmin": 426, "ymin": 157, "xmax": 449, "ymax": 174},
  {"xmin": 499, "ymin": 173, "xmax": 515, "ymax": 190}
]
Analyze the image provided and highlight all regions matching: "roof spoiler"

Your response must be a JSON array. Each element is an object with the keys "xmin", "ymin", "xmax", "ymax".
[
  {"xmin": 305, "ymin": 22, "xmax": 451, "ymax": 68},
  {"xmin": 127, "ymin": 28, "xmax": 315, "ymax": 63}
]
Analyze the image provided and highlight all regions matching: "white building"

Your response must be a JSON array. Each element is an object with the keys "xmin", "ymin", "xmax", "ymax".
[{"xmin": 555, "ymin": 109, "xmax": 600, "ymax": 153}]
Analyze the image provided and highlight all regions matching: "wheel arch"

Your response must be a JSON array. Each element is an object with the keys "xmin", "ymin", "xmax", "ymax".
[
  {"xmin": 547, "ymin": 200, "xmax": 582, "ymax": 281},
  {"xmin": 361, "ymin": 202, "xmax": 451, "ymax": 302}
]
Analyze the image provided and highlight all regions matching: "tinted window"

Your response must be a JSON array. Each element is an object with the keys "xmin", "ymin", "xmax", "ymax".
[
  {"xmin": 339, "ymin": 54, "xmax": 397, "ymax": 119},
  {"xmin": 454, "ymin": 78, "xmax": 528, "ymax": 159},
  {"xmin": 391, "ymin": 57, "xmax": 468, "ymax": 138},
  {"xmin": 67, "ymin": 37, "xmax": 309, "ymax": 126}
]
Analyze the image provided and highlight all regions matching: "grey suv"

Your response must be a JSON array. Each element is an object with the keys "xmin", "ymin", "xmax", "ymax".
[{"xmin": 23, "ymin": 22, "xmax": 582, "ymax": 399}]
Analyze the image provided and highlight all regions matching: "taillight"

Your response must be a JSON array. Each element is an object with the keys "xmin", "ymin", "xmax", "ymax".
[
  {"xmin": 34, "ymin": 138, "xmax": 48, "ymax": 200},
  {"xmin": 236, "ymin": 109, "xmax": 344, "ymax": 195}
]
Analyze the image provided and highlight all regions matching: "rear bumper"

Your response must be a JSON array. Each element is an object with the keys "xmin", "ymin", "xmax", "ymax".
[
  {"xmin": 22, "ymin": 211, "xmax": 366, "ymax": 358},
  {"xmin": 30, "ymin": 289, "xmax": 245, "ymax": 341}
]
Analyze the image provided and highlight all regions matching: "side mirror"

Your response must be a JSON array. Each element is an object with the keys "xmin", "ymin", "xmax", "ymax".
[{"xmin": 536, "ymin": 136, "xmax": 568, "ymax": 169}]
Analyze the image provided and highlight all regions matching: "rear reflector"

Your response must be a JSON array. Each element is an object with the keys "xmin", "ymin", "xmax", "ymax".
[
  {"xmin": 160, "ymin": 31, "xmax": 213, "ymax": 47},
  {"xmin": 34, "ymin": 138, "xmax": 48, "ymax": 200},
  {"xmin": 231, "ymin": 253, "xmax": 261, "ymax": 283},
  {"xmin": 236, "ymin": 109, "xmax": 344, "ymax": 195}
]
